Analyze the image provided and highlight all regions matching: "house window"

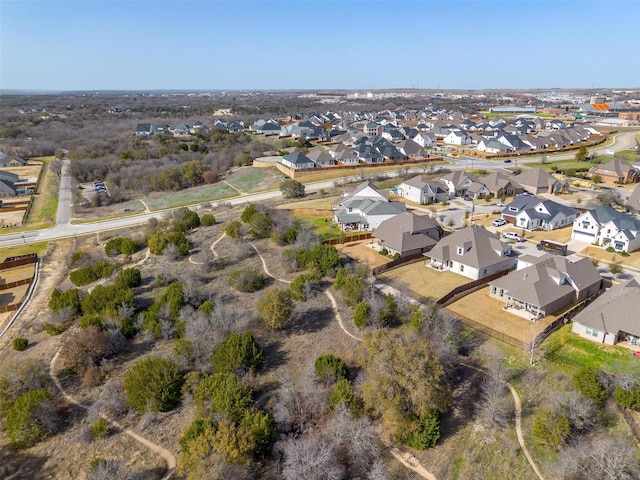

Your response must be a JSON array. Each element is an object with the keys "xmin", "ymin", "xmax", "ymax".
[
  {"xmin": 456, "ymin": 247, "xmax": 464, "ymax": 255},
  {"xmin": 491, "ymin": 286, "xmax": 497, "ymax": 294},
  {"xmin": 582, "ymin": 221, "xmax": 590, "ymax": 228},
  {"xmin": 460, "ymin": 264, "xmax": 464, "ymax": 272},
  {"xmin": 499, "ymin": 289, "xmax": 504, "ymax": 297},
  {"xmin": 585, "ymin": 327, "xmax": 599, "ymax": 337}
]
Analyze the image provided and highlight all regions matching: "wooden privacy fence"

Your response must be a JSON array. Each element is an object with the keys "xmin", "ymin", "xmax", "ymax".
[
  {"xmin": 0, "ymin": 277, "xmax": 32, "ymax": 291},
  {"xmin": 0, "ymin": 254, "xmax": 37, "ymax": 314},
  {"xmin": 372, "ymin": 252, "xmax": 426, "ymax": 276},
  {"xmin": 436, "ymin": 269, "xmax": 511, "ymax": 307},
  {"xmin": 445, "ymin": 310, "xmax": 529, "ymax": 351},
  {"xmin": 0, "ymin": 253, "xmax": 37, "ymax": 270},
  {"xmin": 324, "ymin": 232, "xmax": 372, "ymax": 245}
]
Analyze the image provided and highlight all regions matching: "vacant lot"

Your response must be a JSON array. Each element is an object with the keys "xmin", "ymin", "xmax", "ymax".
[{"xmin": 336, "ymin": 240, "xmax": 390, "ymax": 269}]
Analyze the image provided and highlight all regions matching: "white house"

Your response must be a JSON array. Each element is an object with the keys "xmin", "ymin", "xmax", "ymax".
[
  {"xmin": 396, "ymin": 175, "xmax": 450, "ymax": 204},
  {"xmin": 413, "ymin": 132, "xmax": 437, "ymax": 148},
  {"xmin": 571, "ymin": 206, "xmax": 640, "ymax": 253},
  {"xmin": 503, "ymin": 196, "xmax": 578, "ymax": 231},
  {"xmin": 281, "ymin": 150, "xmax": 315, "ymax": 170},
  {"xmin": 443, "ymin": 129, "xmax": 472, "ymax": 146}
]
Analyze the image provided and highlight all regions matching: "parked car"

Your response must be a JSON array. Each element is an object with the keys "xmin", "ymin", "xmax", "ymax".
[
  {"xmin": 492, "ymin": 218, "xmax": 507, "ymax": 227},
  {"xmin": 496, "ymin": 201, "xmax": 507, "ymax": 207},
  {"xmin": 503, "ymin": 159, "xmax": 512, "ymax": 163},
  {"xmin": 502, "ymin": 232, "xmax": 525, "ymax": 242}
]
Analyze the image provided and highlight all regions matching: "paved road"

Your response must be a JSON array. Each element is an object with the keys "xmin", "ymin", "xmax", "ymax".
[{"xmin": 56, "ymin": 159, "xmax": 72, "ymax": 225}]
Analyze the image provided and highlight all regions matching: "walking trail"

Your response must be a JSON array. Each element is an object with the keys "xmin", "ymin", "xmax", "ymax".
[
  {"xmin": 189, "ymin": 231, "xmax": 226, "ymax": 265},
  {"xmin": 49, "ymin": 350, "xmax": 176, "ymax": 479}
]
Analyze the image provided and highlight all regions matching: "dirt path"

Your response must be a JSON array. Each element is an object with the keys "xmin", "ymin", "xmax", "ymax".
[
  {"xmin": 223, "ymin": 180, "xmax": 244, "ymax": 195},
  {"xmin": 461, "ymin": 363, "xmax": 544, "ymax": 480},
  {"xmin": 139, "ymin": 199, "xmax": 151, "ymax": 213},
  {"xmin": 49, "ymin": 350, "xmax": 176, "ymax": 479},
  {"xmin": 250, "ymin": 243, "xmax": 439, "ymax": 480},
  {"xmin": 210, "ymin": 231, "xmax": 225, "ymax": 259}
]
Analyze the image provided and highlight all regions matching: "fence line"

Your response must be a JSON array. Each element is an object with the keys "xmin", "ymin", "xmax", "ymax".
[{"xmin": 372, "ymin": 252, "xmax": 426, "ymax": 276}]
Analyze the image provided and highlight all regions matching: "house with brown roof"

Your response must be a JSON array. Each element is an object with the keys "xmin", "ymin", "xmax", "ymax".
[
  {"xmin": 512, "ymin": 168, "xmax": 568, "ymax": 194},
  {"xmin": 626, "ymin": 183, "xmax": 640, "ymax": 213},
  {"xmin": 373, "ymin": 212, "xmax": 441, "ymax": 257},
  {"xmin": 571, "ymin": 279, "xmax": 640, "ymax": 345},
  {"xmin": 426, "ymin": 225, "xmax": 517, "ymax": 280},
  {"xmin": 478, "ymin": 172, "xmax": 524, "ymax": 198},
  {"xmin": 396, "ymin": 175, "xmax": 450, "ymax": 205},
  {"xmin": 489, "ymin": 255, "xmax": 602, "ymax": 320},
  {"xmin": 588, "ymin": 158, "xmax": 639, "ymax": 184}
]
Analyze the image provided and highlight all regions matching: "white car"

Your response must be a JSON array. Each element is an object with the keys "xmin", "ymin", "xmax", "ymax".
[
  {"xmin": 496, "ymin": 201, "xmax": 507, "ymax": 207},
  {"xmin": 502, "ymin": 232, "xmax": 525, "ymax": 242},
  {"xmin": 492, "ymin": 218, "xmax": 507, "ymax": 227}
]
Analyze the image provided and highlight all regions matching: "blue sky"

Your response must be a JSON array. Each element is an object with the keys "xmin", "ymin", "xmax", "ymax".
[{"xmin": 1, "ymin": 0, "xmax": 639, "ymax": 91}]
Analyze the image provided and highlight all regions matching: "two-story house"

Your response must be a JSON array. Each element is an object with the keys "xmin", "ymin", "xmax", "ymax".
[{"xmin": 571, "ymin": 205, "xmax": 640, "ymax": 253}]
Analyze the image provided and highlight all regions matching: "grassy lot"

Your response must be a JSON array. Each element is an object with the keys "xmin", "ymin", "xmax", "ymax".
[
  {"xmin": 279, "ymin": 196, "xmax": 333, "ymax": 210},
  {"xmin": 27, "ymin": 159, "xmax": 58, "ymax": 226},
  {"xmin": 143, "ymin": 183, "xmax": 238, "ymax": 210},
  {"xmin": 296, "ymin": 215, "xmax": 339, "ymax": 241},
  {"xmin": 580, "ymin": 245, "xmax": 640, "ymax": 269},
  {"xmin": 542, "ymin": 324, "xmax": 639, "ymax": 373},
  {"xmin": 297, "ymin": 161, "xmax": 446, "ymax": 184},
  {"xmin": 226, "ymin": 166, "xmax": 282, "ymax": 192},
  {"xmin": 0, "ymin": 241, "xmax": 48, "ymax": 260},
  {"xmin": 525, "ymin": 159, "xmax": 592, "ymax": 172},
  {"xmin": 379, "ymin": 261, "xmax": 468, "ymax": 301}
]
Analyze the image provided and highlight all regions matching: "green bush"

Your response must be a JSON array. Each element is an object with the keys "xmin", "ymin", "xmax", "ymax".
[
  {"xmin": 210, "ymin": 331, "xmax": 263, "ymax": 375},
  {"xmin": 532, "ymin": 407, "xmax": 570, "ymax": 449},
  {"xmin": 69, "ymin": 260, "xmax": 116, "ymax": 286},
  {"xmin": 241, "ymin": 204, "xmax": 258, "ymax": 224},
  {"xmin": 49, "ymin": 288, "xmax": 81, "ymax": 315},
  {"xmin": 606, "ymin": 246, "xmax": 615, "ymax": 252},
  {"xmin": 329, "ymin": 379, "xmax": 361, "ymax": 414},
  {"xmin": 249, "ymin": 211, "xmax": 273, "ymax": 239},
  {"xmin": 79, "ymin": 314, "xmax": 104, "ymax": 330},
  {"xmin": 92, "ymin": 417, "xmax": 109, "ymax": 439},
  {"xmin": 314, "ymin": 354, "xmax": 349, "ymax": 383},
  {"xmin": 379, "ymin": 248, "xmax": 388, "ymax": 256},
  {"xmin": 200, "ymin": 213, "xmax": 215, "ymax": 226},
  {"xmin": 229, "ymin": 268, "xmax": 266, "ymax": 293},
  {"xmin": 147, "ymin": 229, "xmax": 189, "ymax": 255},
  {"xmin": 573, "ymin": 367, "xmax": 608, "ymax": 408},
  {"xmin": 44, "ymin": 323, "xmax": 66, "ymax": 336},
  {"xmin": 114, "ymin": 268, "xmax": 142, "ymax": 289},
  {"xmin": 613, "ymin": 385, "xmax": 640, "ymax": 410},
  {"xmin": 123, "ymin": 356, "xmax": 184, "ymax": 412},
  {"xmin": 4, "ymin": 389, "xmax": 53, "ymax": 449},
  {"xmin": 224, "ymin": 219, "xmax": 243, "ymax": 238},
  {"xmin": 194, "ymin": 373, "xmax": 252, "ymax": 421},
  {"xmin": 353, "ymin": 301, "xmax": 370, "ymax": 328},
  {"xmin": 256, "ymin": 287, "xmax": 294, "ymax": 330},
  {"xmin": 12, "ymin": 337, "xmax": 28, "ymax": 351},
  {"xmin": 289, "ymin": 273, "xmax": 321, "ymax": 301},
  {"xmin": 173, "ymin": 208, "xmax": 201, "ymax": 232},
  {"xmin": 143, "ymin": 282, "xmax": 184, "ymax": 338},
  {"xmin": 81, "ymin": 284, "xmax": 135, "ymax": 316},
  {"xmin": 105, "ymin": 237, "xmax": 139, "ymax": 256},
  {"xmin": 397, "ymin": 411, "xmax": 441, "ymax": 450}
]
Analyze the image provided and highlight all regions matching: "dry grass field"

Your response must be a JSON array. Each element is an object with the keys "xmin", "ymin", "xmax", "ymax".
[{"xmin": 379, "ymin": 261, "xmax": 469, "ymax": 301}]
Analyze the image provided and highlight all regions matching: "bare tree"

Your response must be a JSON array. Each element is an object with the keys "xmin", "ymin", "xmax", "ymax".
[
  {"xmin": 280, "ymin": 434, "xmax": 345, "ymax": 480},
  {"xmin": 474, "ymin": 370, "xmax": 512, "ymax": 429},
  {"xmin": 557, "ymin": 436, "xmax": 640, "ymax": 480}
]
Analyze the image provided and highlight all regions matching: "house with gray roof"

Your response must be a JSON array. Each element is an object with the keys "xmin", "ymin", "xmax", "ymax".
[
  {"xmin": 331, "ymin": 180, "xmax": 389, "ymax": 208},
  {"xmin": 426, "ymin": 225, "xmax": 517, "ymax": 280},
  {"xmin": 478, "ymin": 172, "xmax": 524, "ymax": 198},
  {"xmin": 440, "ymin": 171, "xmax": 480, "ymax": 197},
  {"xmin": 501, "ymin": 195, "xmax": 578, "ymax": 231},
  {"xmin": 396, "ymin": 175, "xmax": 450, "ymax": 205},
  {"xmin": 512, "ymin": 168, "xmax": 568, "ymax": 194},
  {"xmin": 281, "ymin": 150, "xmax": 315, "ymax": 170},
  {"xmin": 626, "ymin": 183, "xmax": 640, "ymax": 213},
  {"xmin": 306, "ymin": 149, "xmax": 335, "ymax": 167},
  {"xmin": 489, "ymin": 255, "xmax": 602, "ymax": 319},
  {"xmin": 0, "ymin": 154, "xmax": 28, "ymax": 167},
  {"xmin": 571, "ymin": 279, "xmax": 640, "ymax": 346},
  {"xmin": 135, "ymin": 123, "xmax": 153, "ymax": 136},
  {"xmin": 333, "ymin": 198, "xmax": 406, "ymax": 232},
  {"xmin": 571, "ymin": 205, "xmax": 640, "ymax": 253},
  {"xmin": 373, "ymin": 212, "xmax": 441, "ymax": 257}
]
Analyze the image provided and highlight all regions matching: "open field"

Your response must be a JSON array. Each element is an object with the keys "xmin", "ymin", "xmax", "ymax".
[
  {"xmin": 0, "ymin": 241, "xmax": 48, "ymax": 260},
  {"xmin": 0, "ymin": 163, "xmax": 43, "ymax": 180},
  {"xmin": 225, "ymin": 166, "xmax": 283, "ymax": 192},
  {"xmin": 27, "ymin": 158, "xmax": 58, "ymax": 226},
  {"xmin": 141, "ymin": 182, "xmax": 238, "ymax": 210},
  {"xmin": 296, "ymin": 161, "xmax": 445, "ymax": 184},
  {"xmin": 379, "ymin": 260, "xmax": 469, "ymax": 301},
  {"xmin": 336, "ymin": 239, "xmax": 390, "ymax": 269}
]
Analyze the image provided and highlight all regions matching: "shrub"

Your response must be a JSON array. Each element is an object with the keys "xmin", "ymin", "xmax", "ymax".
[
  {"xmin": 49, "ymin": 288, "xmax": 81, "ymax": 315},
  {"xmin": 392, "ymin": 252, "xmax": 401, "ymax": 260},
  {"xmin": 69, "ymin": 260, "xmax": 116, "ymax": 286},
  {"xmin": 123, "ymin": 356, "xmax": 183, "ymax": 412},
  {"xmin": 44, "ymin": 323, "xmax": 66, "ymax": 336},
  {"xmin": 229, "ymin": 268, "xmax": 266, "ymax": 293},
  {"xmin": 573, "ymin": 367, "xmax": 608, "ymax": 408},
  {"xmin": 13, "ymin": 337, "xmax": 28, "ymax": 351},
  {"xmin": 249, "ymin": 211, "xmax": 273, "ymax": 239},
  {"xmin": 143, "ymin": 282, "xmax": 185, "ymax": 338},
  {"xmin": 353, "ymin": 301, "xmax": 370, "ymax": 328},
  {"xmin": 314, "ymin": 354, "xmax": 349, "ymax": 383},
  {"xmin": 224, "ymin": 219, "xmax": 243, "ymax": 238},
  {"xmin": 613, "ymin": 385, "xmax": 640, "ymax": 410},
  {"xmin": 200, "ymin": 213, "xmax": 215, "ymax": 226},
  {"xmin": 173, "ymin": 208, "xmax": 201, "ymax": 232},
  {"xmin": 606, "ymin": 246, "xmax": 615, "ymax": 253},
  {"xmin": 92, "ymin": 417, "xmax": 109, "ymax": 439},
  {"xmin": 280, "ymin": 179, "xmax": 305, "ymax": 198},
  {"xmin": 194, "ymin": 373, "xmax": 252, "ymax": 421},
  {"xmin": 5, "ymin": 389, "xmax": 53, "ymax": 449},
  {"xmin": 532, "ymin": 407, "xmax": 570, "ymax": 449},
  {"xmin": 241, "ymin": 204, "xmax": 258, "ymax": 224},
  {"xmin": 81, "ymin": 284, "xmax": 135, "ymax": 316},
  {"xmin": 59, "ymin": 326, "xmax": 110, "ymax": 375},
  {"xmin": 379, "ymin": 248, "xmax": 388, "ymax": 256},
  {"xmin": 329, "ymin": 379, "xmax": 361, "ymax": 414},
  {"xmin": 105, "ymin": 237, "xmax": 139, "ymax": 256},
  {"xmin": 256, "ymin": 287, "xmax": 294, "ymax": 330},
  {"xmin": 147, "ymin": 229, "xmax": 189, "ymax": 256},
  {"xmin": 210, "ymin": 331, "xmax": 263, "ymax": 375},
  {"xmin": 397, "ymin": 411, "xmax": 441, "ymax": 450},
  {"xmin": 114, "ymin": 268, "xmax": 142, "ymax": 289},
  {"xmin": 289, "ymin": 273, "xmax": 321, "ymax": 301}
]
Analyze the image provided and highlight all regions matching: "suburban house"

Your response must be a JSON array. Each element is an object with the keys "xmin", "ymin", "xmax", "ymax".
[
  {"xmin": 306, "ymin": 149, "xmax": 335, "ymax": 167},
  {"xmin": 281, "ymin": 150, "xmax": 315, "ymax": 170},
  {"xmin": 396, "ymin": 139, "xmax": 427, "ymax": 158},
  {"xmin": 413, "ymin": 132, "xmax": 437, "ymax": 148},
  {"xmin": 571, "ymin": 279, "xmax": 640, "ymax": 346},
  {"xmin": 501, "ymin": 195, "xmax": 579, "ymax": 231},
  {"xmin": 396, "ymin": 175, "xmax": 450, "ymax": 204},
  {"xmin": 588, "ymin": 158, "xmax": 640, "ymax": 184},
  {"xmin": 512, "ymin": 168, "xmax": 569, "ymax": 194},
  {"xmin": 443, "ymin": 129, "xmax": 472, "ymax": 146},
  {"xmin": 489, "ymin": 255, "xmax": 602, "ymax": 319},
  {"xmin": 172, "ymin": 124, "xmax": 191, "ymax": 136},
  {"xmin": 333, "ymin": 198, "xmax": 406, "ymax": 232},
  {"xmin": 373, "ymin": 212, "xmax": 442, "ymax": 257},
  {"xmin": 465, "ymin": 181, "xmax": 491, "ymax": 200},
  {"xmin": 0, "ymin": 154, "xmax": 28, "ymax": 167},
  {"xmin": 363, "ymin": 122, "xmax": 383, "ymax": 137},
  {"xmin": 135, "ymin": 123, "xmax": 153, "ymax": 136},
  {"xmin": 426, "ymin": 225, "xmax": 517, "ymax": 280},
  {"xmin": 478, "ymin": 172, "xmax": 524, "ymax": 198},
  {"xmin": 440, "ymin": 171, "xmax": 480, "ymax": 197},
  {"xmin": 571, "ymin": 205, "xmax": 640, "ymax": 253},
  {"xmin": 477, "ymin": 138, "xmax": 514, "ymax": 154},
  {"xmin": 331, "ymin": 180, "xmax": 389, "ymax": 208}
]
